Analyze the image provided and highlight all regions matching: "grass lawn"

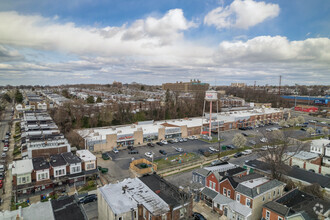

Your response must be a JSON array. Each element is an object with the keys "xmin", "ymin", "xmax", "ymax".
[
  {"xmin": 299, "ymin": 135, "xmax": 330, "ymax": 141},
  {"xmin": 199, "ymin": 137, "xmax": 225, "ymax": 143},
  {"xmin": 11, "ymin": 201, "xmax": 29, "ymax": 210},
  {"xmin": 154, "ymin": 153, "xmax": 200, "ymax": 170}
]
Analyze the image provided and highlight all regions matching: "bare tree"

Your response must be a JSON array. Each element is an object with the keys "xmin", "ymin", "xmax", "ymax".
[
  {"xmin": 297, "ymin": 116, "xmax": 305, "ymax": 124},
  {"xmin": 232, "ymin": 133, "xmax": 247, "ymax": 148},
  {"xmin": 257, "ymin": 130, "xmax": 308, "ymax": 180},
  {"xmin": 279, "ymin": 120, "xmax": 287, "ymax": 127}
]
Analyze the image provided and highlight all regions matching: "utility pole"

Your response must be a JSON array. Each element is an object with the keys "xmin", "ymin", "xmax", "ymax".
[{"xmin": 279, "ymin": 75, "xmax": 282, "ymax": 95}]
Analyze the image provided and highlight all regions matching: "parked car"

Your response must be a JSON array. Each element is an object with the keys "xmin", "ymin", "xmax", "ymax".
[
  {"xmin": 128, "ymin": 149, "xmax": 139, "ymax": 154},
  {"xmin": 173, "ymin": 138, "xmax": 179, "ymax": 143},
  {"xmin": 112, "ymin": 147, "xmax": 119, "ymax": 154},
  {"xmin": 159, "ymin": 150, "xmax": 167, "ymax": 155},
  {"xmin": 234, "ymin": 152, "xmax": 243, "ymax": 158},
  {"xmin": 175, "ymin": 147, "xmax": 184, "ymax": 153},
  {"xmin": 249, "ymin": 140, "xmax": 256, "ymax": 145},
  {"xmin": 79, "ymin": 194, "xmax": 97, "ymax": 204},
  {"xmin": 161, "ymin": 140, "xmax": 168, "ymax": 145},
  {"xmin": 179, "ymin": 138, "xmax": 184, "ymax": 142},
  {"xmin": 220, "ymin": 156, "xmax": 230, "ymax": 162},
  {"xmin": 182, "ymin": 138, "xmax": 188, "ymax": 142},
  {"xmin": 192, "ymin": 212, "xmax": 206, "ymax": 220},
  {"xmin": 260, "ymin": 138, "xmax": 268, "ymax": 143},
  {"xmin": 211, "ymin": 160, "xmax": 223, "ymax": 166},
  {"xmin": 102, "ymin": 153, "xmax": 110, "ymax": 160},
  {"xmin": 188, "ymin": 136, "xmax": 194, "ymax": 140},
  {"xmin": 300, "ymin": 128, "xmax": 306, "ymax": 131},
  {"xmin": 0, "ymin": 173, "xmax": 3, "ymax": 180},
  {"xmin": 266, "ymin": 128, "xmax": 272, "ymax": 132},
  {"xmin": 191, "ymin": 135, "xmax": 198, "ymax": 140},
  {"xmin": 209, "ymin": 147, "xmax": 219, "ymax": 152},
  {"xmin": 242, "ymin": 149, "xmax": 252, "ymax": 155},
  {"xmin": 147, "ymin": 143, "xmax": 155, "ymax": 147},
  {"xmin": 127, "ymin": 145, "xmax": 134, "ymax": 151},
  {"xmin": 198, "ymin": 149, "xmax": 206, "ymax": 155},
  {"xmin": 145, "ymin": 152, "xmax": 154, "ymax": 158},
  {"xmin": 226, "ymin": 145, "xmax": 235, "ymax": 149},
  {"xmin": 156, "ymin": 142, "xmax": 164, "ymax": 146},
  {"xmin": 0, "ymin": 180, "xmax": 3, "ymax": 189},
  {"xmin": 242, "ymin": 133, "xmax": 248, "ymax": 137},
  {"xmin": 1, "ymin": 153, "xmax": 6, "ymax": 158},
  {"xmin": 168, "ymin": 140, "xmax": 174, "ymax": 144}
]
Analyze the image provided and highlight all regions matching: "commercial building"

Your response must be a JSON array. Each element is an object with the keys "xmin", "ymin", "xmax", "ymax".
[
  {"xmin": 294, "ymin": 105, "xmax": 318, "ymax": 113},
  {"xmin": 162, "ymin": 79, "xmax": 209, "ymax": 93},
  {"xmin": 231, "ymin": 83, "xmax": 246, "ymax": 88},
  {"xmin": 281, "ymin": 95, "xmax": 330, "ymax": 107},
  {"xmin": 78, "ymin": 108, "xmax": 283, "ymax": 152}
]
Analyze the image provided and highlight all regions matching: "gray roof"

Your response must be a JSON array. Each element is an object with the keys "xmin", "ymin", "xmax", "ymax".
[
  {"xmin": 193, "ymin": 168, "xmax": 210, "ymax": 177},
  {"xmin": 213, "ymin": 193, "xmax": 233, "ymax": 205},
  {"xmin": 263, "ymin": 201, "xmax": 290, "ymax": 217},
  {"xmin": 227, "ymin": 201, "xmax": 252, "ymax": 217},
  {"xmin": 236, "ymin": 179, "xmax": 285, "ymax": 198},
  {"xmin": 201, "ymin": 187, "xmax": 218, "ymax": 199}
]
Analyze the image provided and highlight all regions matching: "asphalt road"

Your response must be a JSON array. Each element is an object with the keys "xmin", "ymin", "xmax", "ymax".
[{"xmin": 82, "ymin": 201, "xmax": 98, "ymax": 220}]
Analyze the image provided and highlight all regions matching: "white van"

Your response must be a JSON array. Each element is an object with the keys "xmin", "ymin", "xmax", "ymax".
[{"xmin": 242, "ymin": 149, "xmax": 252, "ymax": 155}]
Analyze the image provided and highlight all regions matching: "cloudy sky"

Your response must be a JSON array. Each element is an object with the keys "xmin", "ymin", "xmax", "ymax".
[{"xmin": 0, "ymin": 0, "xmax": 329, "ymax": 86}]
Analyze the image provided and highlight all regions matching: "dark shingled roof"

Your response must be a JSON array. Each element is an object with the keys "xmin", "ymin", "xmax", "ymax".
[
  {"xmin": 219, "ymin": 167, "xmax": 246, "ymax": 177},
  {"xmin": 32, "ymin": 157, "xmax": 50, "ymax": 170},
  {"xmin": 263, "ymin": 201, "xmax": 290, "ymax": 217},
  {"xmin": 236, "ymin": 179, "xmax": 285, "ymax": 198},
  {"xmin": 62, "ymin": 152, "xmax": 81, "ymax": 164},
  {"xmin": 245, "ymin": 159, "xmax": 330, "ymax": 189},
  {"xmin": 201, "ymin": 187, "xmax": 218, "ymax": 199},
  {"xmin": 51, "ymin": 195, "xmax": 86, "ymax": 220},
  {"xmin": 50, "ymin": 154, "xmax": 67, "ymax": 167},
  {"xmin": 220, "ymin": 173, "xmax": 264, "ymax": 189},
  {"xmin": 271, "ymin": 189, "xmax": 330, "ymax": 219},
  {"xmin": 139, "ymin": 174, "xmax": 191, "ymax": 209}
]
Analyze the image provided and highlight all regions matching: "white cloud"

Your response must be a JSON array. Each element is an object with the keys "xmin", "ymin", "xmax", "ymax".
[
  {"xmin": 0, "ymin": 10, "xmax": 196, "ymax": 56},
  {"xmin": 204, "ymin": 0, "xmax": 280, "ymax": 30},
  {"xmin": 214, "ymin": 36, "xmax": 330, "ymax": 63}
]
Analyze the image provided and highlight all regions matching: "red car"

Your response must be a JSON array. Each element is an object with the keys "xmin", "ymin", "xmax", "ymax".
[{"xmin": 0, "ymin": 180, "xmax": 3, "ymax": 189}]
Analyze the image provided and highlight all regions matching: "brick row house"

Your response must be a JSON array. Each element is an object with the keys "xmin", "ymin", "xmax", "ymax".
[{"xmin": 11, "ymin": 150, "xmax": 97, "ymax": 201}]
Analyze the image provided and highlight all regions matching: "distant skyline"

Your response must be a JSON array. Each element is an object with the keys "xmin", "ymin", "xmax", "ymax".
[{"xmin": 0, "ymin": 0, "xmax": 330, "ymax": 86}]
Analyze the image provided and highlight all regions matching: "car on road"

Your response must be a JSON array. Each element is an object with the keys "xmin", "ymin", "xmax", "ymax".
[
  {"xmin": 112, "ymin": 147, "xmax": 119, "ymax": 154},
  {"xmin": 128, "ymin": 149, "xmax": 139, "ymax": 154},
  {"xmin": 260, "ymin": 138, "xmax": 268, "ymax": 143},
  {"xmin": 192, "ymin": 212, "xmax": 206, "ymax": 220},
  {"xmin": 156, "ymin": 142, "xmax": 164, "ymax": 146},
  {"xmin": 145, "ymin": 152, "xmax": 154, "ymax": 158},
  {"xmin": 159, "ymin": 150, "xmax": 167, "ymax": 155},
  {"xmin": 300, "ymin": 128, "xmax": 306, "ymax": 131},
  {"xmin": 234, "ymin": 152, "xmax": 243, "ymax": 158},
  {"xmin": 175, "ymin": 147, "xmax": 184, "ymax": 153},
  {"xmin": 266, "ymin": 128, "xmax": 272, "ymax": 132},
  {"xmin": 1, "ymin": 153, "xmax": 6, "ymax": 158},
  {"xmin": 242, "ymin": 133, "xmax": 248, "ymax": 137},
  {"xmin": 147, "ymin": 143, "xmax": 155, "ymax": 147},
  {"xmin": 0, "ymin": 180, "xmax": 3, "ymax": 189},
  {"xmin": 242, "ymin": 149, "xmax": 252, "ymax": 155},
  {"xmin": 321, "ymin": 121, "xmax": 327, "ymax": 125},
  {"xmin": 102, "ymin": 153, "xmax": 110, "ymax": 160},
  {"xmin": 220, "ymin": 156, "xmax": 230, "ymax": 162},
  {"xmin": 209, "ymin": 147, "xmax": 219, "ymax": 152},
  {"xmin": 79, "ymin": 194, "xmax": 97, "ymax": 204},
  {"xmin": 211, "ymin": 160, "xmax": 223, "ymax": 166}
]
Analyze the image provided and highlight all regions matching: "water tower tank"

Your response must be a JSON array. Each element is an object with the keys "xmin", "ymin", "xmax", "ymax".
[{"xmin": 205, "ymin": 90, "xmax": 218, "ymax": 101}]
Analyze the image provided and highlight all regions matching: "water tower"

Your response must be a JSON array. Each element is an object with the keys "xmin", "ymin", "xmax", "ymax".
[{"xmin": 201, "ymin": 90, "xmax": 219, "ymax": 138}]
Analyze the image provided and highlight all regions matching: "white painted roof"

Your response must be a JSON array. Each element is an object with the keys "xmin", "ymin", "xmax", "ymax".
[
  {"xmin": 240, "ymin": 177, "xmax": 269, "ymax": 188},
  {"xmin": 76, "ymin": 150, "xmax": 96, "ymax": 161},
  {"xmin": 311, "ymin": 139, "xmax": 330, "ymax": 148},
  {"xmin": 99, "ymin": 178, "xmax": 170, "ymax": 216},
  {"xmin": 286, "ymin": 151, "xmax": 319, "ymax": 160},
  {"xmin": 204, "ymin": 163, "xmax": 237, "ymax": 172},
  {"xmin": 11, "ymin": 159, "xmax": 34, "ymax": 175}
]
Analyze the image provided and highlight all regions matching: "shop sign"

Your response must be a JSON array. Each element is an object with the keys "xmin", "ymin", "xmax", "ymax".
[{"xmin": 165, "ymin": 127, "xmax": 181, "ymax": 134}]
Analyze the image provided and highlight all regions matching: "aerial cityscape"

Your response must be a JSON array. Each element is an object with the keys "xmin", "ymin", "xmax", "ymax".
[{"xmin": 0, "ymin": 0, "xmax": 330, "ymax": 220}]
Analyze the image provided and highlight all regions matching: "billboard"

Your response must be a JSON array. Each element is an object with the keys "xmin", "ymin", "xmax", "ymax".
[
  {"xmin": 314, "ymin": 99, "xmax": 327, "ymax": 105},
  {"xmin": 205, "ymin": 90, "xmax": 218, "ymax": 101}
]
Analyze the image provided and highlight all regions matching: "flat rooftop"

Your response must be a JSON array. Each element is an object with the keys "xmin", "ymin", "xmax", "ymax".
[{"xmin": 240, "ymin": 177, "xmax": 269, "ymax": 188}]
